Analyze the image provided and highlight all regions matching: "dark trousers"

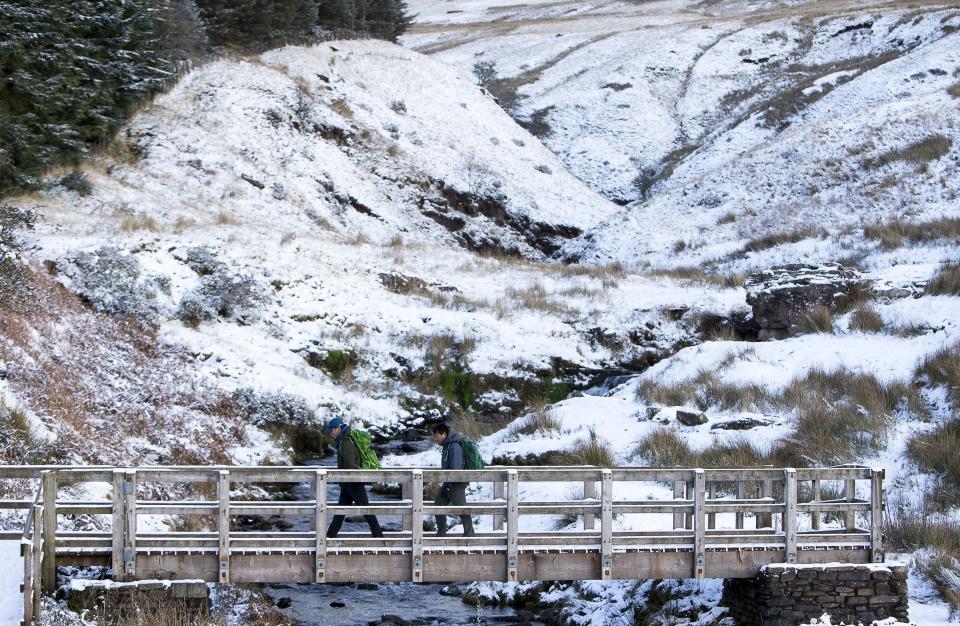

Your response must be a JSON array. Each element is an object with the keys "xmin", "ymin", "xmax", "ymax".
[
  {"xmin": 435, "ymin": 482, "xmax": 474, "ymax": 536},
  {"xmin": 326, "ymin": 483, "xmax": 383, "ymax": 538}
]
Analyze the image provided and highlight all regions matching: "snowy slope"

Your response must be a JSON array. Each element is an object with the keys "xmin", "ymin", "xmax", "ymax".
[
  {"xmin": 405, "ymin": 0, "xmax": 960, "ymax": 272},
  {"xmin": 12, "ymin": 41, "xmax": 743, "ymax": 452},
  {"xmin": 104, "ymin": 40, "xmax": 617, "ymax": 259}
]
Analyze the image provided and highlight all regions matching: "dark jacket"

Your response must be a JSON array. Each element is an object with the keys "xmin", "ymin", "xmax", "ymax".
[
  {"xmin": 440, "ymin": 432, "xmax": 466, "ymax": 487},
  {"xmin": 335, "ymin": 426, "xmax": 361, "ymax": 470}
]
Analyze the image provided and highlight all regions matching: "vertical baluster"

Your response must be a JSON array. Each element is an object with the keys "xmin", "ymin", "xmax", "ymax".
[
  {"xmin": 22, "ymin": 510, "xmax": 33, "ymax": 626},
  {"xmin": 493, "ymin": 479, "xmax": 505, "ymax": 531},
  {"xmin": 811, "ymin": 480, "xmax": 821, "ymax": 531},
  {"xmin": 123, "ymin": 470, "xmax": 136, "ymax": 580},
  {"xmin": 111, "ymin": 470, "xmax": 125, "ymax": 582},
  {"xmin": 506, "ymin": 470, "xmax": 518, "ymax": 582},
  {"xmin": 315, "ymin": 470, "xmax": 327, "ymax": 583},
  {"xmin": 584, "ymin": 478, "xmax": 596, "ymax": 531},
  {"xmin": 707, "ymin": 481, "xmax": 716, "ymax": 530},
  {"xmin": 402, "ymin": 478, "xmax": 412, "ymax": 532},
  {"xmin": 784, "ymin": 469, "xmax": 797, "ymax": 564},
  {"xmin": 735, "ymin": 481, "xmax": 745, "ymax": 530},
  {"xmin": 693, "ymin": 470, "xmax": 705, "ymax": 580},
  {"xmin": 673, "ymin": 478, "xmax": 685, "ymax": 530},
  {"xmin": 218, "ymin": 471, "xmax": 230, "ymax": 583},
  {"xmin": 845, "ymin": 479, "xmax": 856, "ymax": 531},
  {"xmin": 758, "ymin": 478, "xmax": 773, "ymax": 529},
  {"xmin": 411, "ymin": 470, "xmax": 423, "ymax": 583},
  {"xmin": 601, "ymin": 470, "xmax": 613, "ymax": 581},
  {"xmin": 871, "ymin": 468, "xmax": 884, "ymax": 563},
  {"xmin": 41, "ymin": 472, "xmax": 56, "ymax": 592},
  {"xmin": 32, "ymin": 503, "xmax": 41, "ymax": 622}
]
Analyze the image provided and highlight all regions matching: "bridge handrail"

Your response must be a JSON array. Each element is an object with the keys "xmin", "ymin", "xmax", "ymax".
[{"xmin": 2, "ymin": 464, "xmax": 885, "ymax": 625}]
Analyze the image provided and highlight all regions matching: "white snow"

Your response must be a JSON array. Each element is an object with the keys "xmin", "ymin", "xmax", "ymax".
[{"xmin": 0, "ymin": 542, "xmax": 22, "ymax": 625}]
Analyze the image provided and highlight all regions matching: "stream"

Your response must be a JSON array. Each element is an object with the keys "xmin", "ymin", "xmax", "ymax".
[{"xmin": 259, "ymin": 438, "xmax": 544, "ymax": 626}]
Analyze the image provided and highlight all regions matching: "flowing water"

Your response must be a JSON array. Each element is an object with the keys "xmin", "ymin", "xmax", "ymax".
[{"xmin": 260, "ymin": 441, "xmax": 543, "ymax": 626}]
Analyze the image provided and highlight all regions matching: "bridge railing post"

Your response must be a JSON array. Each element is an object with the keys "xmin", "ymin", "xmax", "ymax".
[
  {"xmin": 41, "ymin": 472, "xmax": 56, "ymax": 592},
  {"xmin": 411, "ymin": 470, "xmax": 423, "ymax": 583},
  {"xmin": 583, "ymin": 478, "xmax": 596, "ymax": 531},
  {"xmin": 315, "ymin": 470, "xmax": 327, "ymax": 583},
  {"xmin": 871, "ymin": 468, "xmax": 884, "ymax": 563},
  {"xmin": 693, "ymin": 469, "xmax": 705, "ymax": 580},
  {"xmin": 506, "ymin": 470, "xmax": 518, "ymax": 582},
  {"xmin": 493, "ymin": 478, "xmax": 504, "ymax": 531},
  {"xmin": 218, "ymin": 470, "xmax": 230, "ymax": 583},
  {"xmin": 111, "ymin": 470, "xmax": 125, "ymax": 583},
  {"xmin": 784, "ymin": 468, "xmax": 797, "ymax": 564},
  {"xmin": 600, "ymin": 469, "xmax": 613, "ymax": 580}
]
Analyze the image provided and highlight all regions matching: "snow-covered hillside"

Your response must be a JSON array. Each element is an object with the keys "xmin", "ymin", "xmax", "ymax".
[
  {"xmin": 7, "ymin": 40, "xmax": 747, "ymax": 464},
  {"xmin": 1, "ymin": 1, "xmax": 959, "ymax": 623},
  {"xmin": 405, "ymin": 0, "xmax": 960, "ymax": 271}
]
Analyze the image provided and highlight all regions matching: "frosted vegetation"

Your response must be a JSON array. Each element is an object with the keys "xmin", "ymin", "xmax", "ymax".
[{"xmin": 0, "ymin": 0, "xmax": 959, "ymax": 623}]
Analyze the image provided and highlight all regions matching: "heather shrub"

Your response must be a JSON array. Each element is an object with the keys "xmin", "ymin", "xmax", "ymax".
[
  {"xmin": 63, "ymin": 246, "xmax": 160, "ymax": 320},
  {"xmin": 184, "ymin": 246, "xmax": 225, "ymax": 276},
  {"xmin": 176, "ymin": 267, "xmax": 264, "ymax": 327},
  {"xmin": 231, "ymin": 388, "xmax": 314, "ymax": 427}
]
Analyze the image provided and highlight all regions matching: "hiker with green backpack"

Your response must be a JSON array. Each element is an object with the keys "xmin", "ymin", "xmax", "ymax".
[
  {"xmin": 324, "ymin": 417, "xmax": 384, "ymax": 538},
  {"xmin": 431, "ymin": 423, "xmax": 484, "ymax": 537}
]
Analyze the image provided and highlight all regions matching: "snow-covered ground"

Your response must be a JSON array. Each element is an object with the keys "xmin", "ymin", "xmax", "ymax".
[
  {"xmin": 1, "ymin": 0, "xmax": 959, "ymax": 623},
  {"xmin": 10, "ymin": 41, "xmax": 749, "ymax": 461},
  {"xmin": 405, "ymin": 0, "xmax": 960, "ymax": 271},
  {"xmin": 0, "ymin": 542, "xmax": 22, "ymax": 624}
]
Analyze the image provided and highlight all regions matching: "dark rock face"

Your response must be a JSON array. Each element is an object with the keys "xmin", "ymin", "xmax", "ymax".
[
  {"xmin": 61, "ymin": 580, "xmax": 210, "ymax": 622},
  {"xmin": 723, "ymin": 563, "xmax": 909, "ymax": 625},
  {"xmin": 711, "ymin": 417, "xmax": 770, "ymax": 430},
  {"xmin": 746, "ymin": 263, "xmax": 865, "ymax": 339},
  {"xmin": 417, "ymin": 178, "xmax": 581, "ymax": 257},
  {"xmin": 676, "ymin": 408, "xmax": 708, "ymax": 426}
]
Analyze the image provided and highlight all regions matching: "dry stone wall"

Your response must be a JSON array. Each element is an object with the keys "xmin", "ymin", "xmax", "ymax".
[{"xmin": 722, "ymin": 563, "xmax": 909, "ymax": 625}]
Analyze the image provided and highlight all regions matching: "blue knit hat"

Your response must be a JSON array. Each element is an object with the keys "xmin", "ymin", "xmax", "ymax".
[{"xmin": 325, "ymin": 417, "xmax": 346, "ymax": 433}]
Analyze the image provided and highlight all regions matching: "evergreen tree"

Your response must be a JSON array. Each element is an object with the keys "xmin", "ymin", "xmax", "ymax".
[
  {"xmin": 316, "ymin": 0, "xmax": 412, "ymax": 42},
  {"xmin": 0, "ymin": 1, "xmax": 174, "ymax": 193},
  {"xmin": 194, "ymin": 0, "xmax": 318, "ymax": 50},
  {"xmin": 0, "ymin": 0, "xmax": 414, "ymax": 195},
  {"xmin": 317, "ymin": 0, "xmax": 355, "ymax": 32}
]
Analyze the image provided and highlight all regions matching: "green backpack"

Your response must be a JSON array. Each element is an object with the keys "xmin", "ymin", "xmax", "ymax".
[
  {"xmin": 460, "ymin": 438, "xmax": 486, "ymax": 470},
  {"xmin": 348, "ymin": 429, "xmax": 380, "ymax": 470}
]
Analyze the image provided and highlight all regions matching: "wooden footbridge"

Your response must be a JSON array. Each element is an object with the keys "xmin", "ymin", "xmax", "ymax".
[{"xmin": 2, "ymin": 465, "xmax": 884, "ymax": 625}]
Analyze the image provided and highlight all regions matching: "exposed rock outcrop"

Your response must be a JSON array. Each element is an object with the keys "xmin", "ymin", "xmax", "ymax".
[{"xmin": 746, "ymin": 263, "xmax": 866, "ymax": 339}]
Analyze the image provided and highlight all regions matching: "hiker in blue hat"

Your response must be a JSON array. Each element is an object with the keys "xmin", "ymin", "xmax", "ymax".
[{"xmin": 324, "ymin": 418, "xmax": 384, "ymax": 538}]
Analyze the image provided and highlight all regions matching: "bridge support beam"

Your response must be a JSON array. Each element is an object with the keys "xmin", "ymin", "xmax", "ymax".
[{"xmin": 722, "ymin": 563, "xmax": 909, "ymax": 625}]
